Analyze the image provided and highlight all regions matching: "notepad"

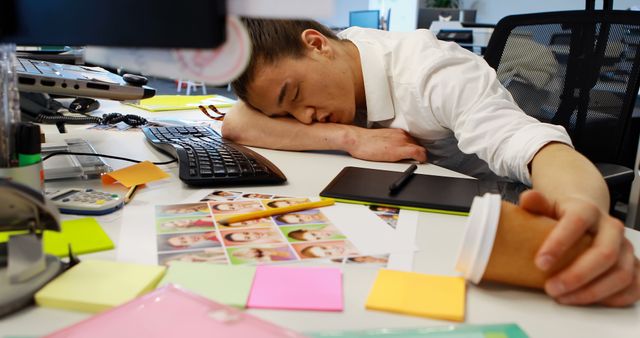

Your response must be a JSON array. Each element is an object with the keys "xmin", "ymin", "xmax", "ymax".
[
  {"xmin": 127, "ymin": 94, "xmax": 236, "ymax": 112},
  {"xmin": 35, "ymin": 260, "xmax": 166, "ymax": 313},
  {"xmin": 158, "ymin": 262, "xmax": 256, "ymax": 308},
  {"xmin": 247, "ymin": 266, "xmax": 343, "ymax": 311},
  {"xmin": 0, "ymin": 217, "xmax": 114, "ymax": 257},
  {"xmin": 102, "ymin": 161, "xmax": 170, "ymax": 187},
  {"xmin": 365, "ymin": 269, "xmax": 466, "ymax": 322}
]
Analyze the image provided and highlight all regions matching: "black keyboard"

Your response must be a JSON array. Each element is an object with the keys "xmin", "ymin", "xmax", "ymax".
[{"xmin": 142, "ymin": 126, "xmax": 286, "ymax": 186}]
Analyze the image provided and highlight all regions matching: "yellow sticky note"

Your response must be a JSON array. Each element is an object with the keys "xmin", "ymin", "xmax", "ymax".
[
  {"xmin": 365, "ymin": 269, "xmax": 466, "ymax": 322},
  {"xmin": 35, "ymin": 260, "xmax": 166, "ymax": 313},
  {"xmin": 0, "ymin": 218, "xmax": 114, "ymax": 257},
  {"xmin": 102, "ymin": 161, "xmax": 169, "ymax": 187}
]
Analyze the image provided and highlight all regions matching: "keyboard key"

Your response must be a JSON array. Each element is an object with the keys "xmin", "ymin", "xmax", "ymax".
[{"xmin": 142, "ymin": 126, "xmax": 286, "ymax": 186}]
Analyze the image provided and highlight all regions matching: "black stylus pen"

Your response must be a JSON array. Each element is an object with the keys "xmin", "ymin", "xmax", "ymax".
[{"xmin": 388, "ymin": 164, "xmax": 418, "ymax": 194}]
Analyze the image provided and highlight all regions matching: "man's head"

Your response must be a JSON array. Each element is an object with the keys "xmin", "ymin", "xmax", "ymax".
[{"xmin": 232, "ymin": 18, "xmax": 364, "ymax": 125}]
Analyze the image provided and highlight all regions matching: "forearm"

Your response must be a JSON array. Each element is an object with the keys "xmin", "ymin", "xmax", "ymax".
[
  {"xmin": 530, "ymin": 142, "xmax": 609, "ymax": 211},
  {"xmin": 222, "ymin": 101, "xmax": 353, "ymax": 151}
]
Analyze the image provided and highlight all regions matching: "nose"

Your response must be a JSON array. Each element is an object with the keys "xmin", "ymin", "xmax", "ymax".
[{"xmin": 291, "ymin": 106, "xmax": 316, "ymax": 124}]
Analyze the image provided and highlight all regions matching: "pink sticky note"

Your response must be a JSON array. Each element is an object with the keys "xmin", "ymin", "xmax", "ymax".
[{"xmin": 247, "ymin": 265, "xmax": 343, "ymax": 311}]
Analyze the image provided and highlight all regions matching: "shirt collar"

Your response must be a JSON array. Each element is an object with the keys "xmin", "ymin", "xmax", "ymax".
[{"xmin": 349, "ymin": 38, "xmax": 396, "ymax": 124}]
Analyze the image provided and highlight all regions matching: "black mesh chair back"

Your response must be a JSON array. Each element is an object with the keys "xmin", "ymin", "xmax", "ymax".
[{"xmin": 484, "ymin": 10, "xmax": 640, "ymax": 167}]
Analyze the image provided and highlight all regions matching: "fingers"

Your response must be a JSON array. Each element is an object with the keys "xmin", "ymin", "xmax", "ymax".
[
  {"xmin": 553, "ymin": 240, "xmax": 635, "ymax": 305},
  {"xmin": 600, "ymin": 257, "xmax": 640, "ymax": 307},
  {"xmin": 402, "ymin": 144, "xmax": 427, "ymax": 163},
  {"xmin": 535, "ymin": 201, "xmax": 600, "ymax": 272},
  {"xmin": 519, "ymin": 190, "xmax": 556, "ymax": 218},
  {"xmin": 544, "ymin": 215, "xmax": 624, "ymax": 297}
]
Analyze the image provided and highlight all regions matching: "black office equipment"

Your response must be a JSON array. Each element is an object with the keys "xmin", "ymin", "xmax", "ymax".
[
  {"xmin": 142, "ymin": 126, "xmax": 287, "ymax": 187},
  {"xmin": 320, "ymin": 166, "xmax": 525, "ymax": 215},
  {"xmin": 0, "ymin": 0, "xmax": 226, "ymax": 49},
  {"xmin": 436, "ymin": 30, "xmax": 473, "ymax": 43},
  {"xmin": 484, "ymin": 0, "xmax": 640, "ymax": 214}
]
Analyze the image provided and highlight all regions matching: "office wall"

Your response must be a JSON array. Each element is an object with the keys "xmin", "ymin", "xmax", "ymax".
[
  {"xmin": 369, "ymin": 0, "xmax": 420, "ymax": 32},
  {"xmin": 319, "ymin": 0, "xmax": 370, "ymax": 28},
  {"xmin": 474, "ymin": 0, "xmax": 640, "ymax": 24}
]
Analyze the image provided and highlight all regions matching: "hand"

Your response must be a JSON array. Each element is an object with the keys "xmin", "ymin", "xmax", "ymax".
[
  {"xmin": 344, "ymin": 127, "xmax": 427, "ymax": 163},
  {"xmin": 519, "ymin": 190, "xmax": 640, "ymax": 307}
]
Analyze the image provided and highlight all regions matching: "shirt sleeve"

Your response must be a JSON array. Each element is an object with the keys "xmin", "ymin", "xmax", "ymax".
[{"xmin": 419, "ymin": 41, "xmax": 573, "ymax": 185}]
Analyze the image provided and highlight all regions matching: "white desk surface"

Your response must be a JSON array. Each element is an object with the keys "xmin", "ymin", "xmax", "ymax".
[{"xmin": 1, "ymin": 100, "xmax": 639, "ymax": 337}]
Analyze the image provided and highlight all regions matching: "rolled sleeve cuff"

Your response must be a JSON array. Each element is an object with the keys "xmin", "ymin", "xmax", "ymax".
[{"xmin": 506, "ymin": 123, "xmax": 573, "ymax": 186}]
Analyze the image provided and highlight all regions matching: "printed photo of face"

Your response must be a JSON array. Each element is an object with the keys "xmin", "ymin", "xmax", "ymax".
[
  {"xmin": 346, "ymin": 255, "xmax": 389, "ymax": 265},
  {"xmin": 200, "ymin": 190, "xmax": 243, "ymax": 202},
  {"xmin": 292, "ymin": 240, "xmax": 359, "ymax": 259},
  {"xmin": 281, "ymin": 224, "xmax": 345, "ymax": 242},
  {"xmin": 157, "ymin": 203, "xmax": 211, "ymax": 216},
  {"xmin": 227, "ymin": 244, "xmax": 297, "ymax": 265},
  {"xmin": 157, "ymin": 217, "xmax": 215, "ymax": 233},
  {"xmin": 216, "ymin": 217, "xmax": 274, "ymax": 229},
  {"xmin": 221, "ymin": 228, "xmax": 284, "ymax": 246},
  {"xmin": 265, "ymin": 198, "xmax": 310, "ymax": 209},
  {"xmin": 209, "ymin": 200, "xmax": 263, "ymax": 214},
  {"xmin": 369, "ymin": 205, "xmax": 400, "ymax": 214},
  {"xmin": 273, "ymin": 209, "xmax": 328, "ymax": 225},
  {"xmin": 242, "ymin": 193, "xmax": 273, "ymax": 199},
  {"xmin": 158, "ymin": 248, "xmax": 228, "ymax": 266},
  {"xmin": 157, "ymin": 231, "xmax": 220, "ymax": 252}
]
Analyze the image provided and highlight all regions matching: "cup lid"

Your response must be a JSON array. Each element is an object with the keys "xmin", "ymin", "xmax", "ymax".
[{"xmin": 455, "ymin": 193, "xmax": 501, "ymax": 283}]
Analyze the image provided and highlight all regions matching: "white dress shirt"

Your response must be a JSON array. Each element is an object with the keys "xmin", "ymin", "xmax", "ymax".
[{"xmin": 338, "ymin": 27, "xmax": 572, "ymax": 186}]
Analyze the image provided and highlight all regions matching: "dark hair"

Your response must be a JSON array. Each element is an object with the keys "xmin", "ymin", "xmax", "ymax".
[{"xmin": 231, "ymin": 18, "xmax": 339, "ymax": 104}]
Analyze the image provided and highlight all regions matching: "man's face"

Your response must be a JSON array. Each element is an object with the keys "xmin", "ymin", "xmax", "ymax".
[{"xmin": 247, "ymin": 54, "xmax": 357, "ymax": 125}]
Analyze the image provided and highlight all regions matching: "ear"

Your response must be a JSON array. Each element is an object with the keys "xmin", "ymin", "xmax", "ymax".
[{"xmin": 300, "ymin": 29, "xmax": 333, "ymax": 57}]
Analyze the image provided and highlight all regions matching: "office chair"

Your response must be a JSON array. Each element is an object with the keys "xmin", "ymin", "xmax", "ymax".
[{"xmin": 483, "ymin": 0, "xmax": 640, "ymax": 218}]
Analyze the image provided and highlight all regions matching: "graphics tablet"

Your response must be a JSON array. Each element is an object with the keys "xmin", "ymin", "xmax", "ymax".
[{"xmin": 319, "ymin": 166, "xmax": 482, "ymax": 215}]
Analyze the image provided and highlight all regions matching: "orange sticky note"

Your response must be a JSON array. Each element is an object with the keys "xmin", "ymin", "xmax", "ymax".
[
  {"xmin": 365, "ymin": 269, "xmax": 466, "ymax": 322},
  {"xmin": 102, "ymin": 161, "xmax": 170, "ymax": 187}
]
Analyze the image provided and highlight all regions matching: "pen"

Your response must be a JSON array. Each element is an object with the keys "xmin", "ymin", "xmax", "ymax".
[
  {"xmin": 124, "ymin": 185, "xmax": 139, "ymax": 204},
  {"xmin": 388, "ymin": 164, "xmax": 417, "ymax": 194},
  {"xmin": 218, "ymin": 198, "xmax": 335, "ymax": 225}
]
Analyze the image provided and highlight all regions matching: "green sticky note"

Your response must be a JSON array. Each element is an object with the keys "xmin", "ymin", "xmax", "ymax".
[
  {"xmin": 158, "ymin": 262, "xmax": 256, "ymax": 308},
  {"xmin": 0, "ymin": 217, "xmax": 114, "ymax": 257},
  {"xmin": 35, "ymin": 260, "xmax": 166, "ymax": 313}
]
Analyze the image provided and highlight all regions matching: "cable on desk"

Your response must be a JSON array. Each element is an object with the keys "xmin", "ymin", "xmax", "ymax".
[{"xmin": 42, "ymin": 151, "xmax": 177, "ymax": 165}]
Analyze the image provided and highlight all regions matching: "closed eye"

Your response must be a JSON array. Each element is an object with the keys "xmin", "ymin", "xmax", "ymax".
[{"xmin": 293, "ymin": 86, "xmax": 300, "ymax": 101}]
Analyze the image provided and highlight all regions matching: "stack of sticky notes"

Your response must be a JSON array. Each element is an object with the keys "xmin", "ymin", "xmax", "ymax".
[
  {"xmin": 35, "ymin": 260, "xmax": 166, "ymax": 313},
  {"xmin": 365, "ymin": 269, "xmax": 466, "ymax": 322},
  {"xmin": 102, "ymin": 161, "xmax": 170, "ymax": 188},
  {"xmin": 159, "ymin": 264, "xmax": 344, "ymax": 312},
  {"xmin": 158, "ymin": 262, "xmax": 256, "ymax": 308},
  {"xmin": 248, "ymin": 265, "xmax": 343, "ymax": 312},
  {"xmin": 0, "ymin": 217, "xmax": 114, "ymax": 257}
]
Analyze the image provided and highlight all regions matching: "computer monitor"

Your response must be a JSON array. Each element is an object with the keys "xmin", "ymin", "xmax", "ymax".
[
  {"xmin": 349, "ymin": 10, "xmax": 381, "ymax": 29},
  {"xmin": 0, "ymin": 0, "xmax": 226, "ymax": 48}
]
